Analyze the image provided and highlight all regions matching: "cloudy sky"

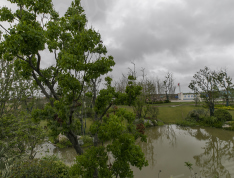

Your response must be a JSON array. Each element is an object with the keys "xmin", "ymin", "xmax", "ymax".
[{"xmin": 1, "ymin": 0, "xmax": 234, "ymax": 93}]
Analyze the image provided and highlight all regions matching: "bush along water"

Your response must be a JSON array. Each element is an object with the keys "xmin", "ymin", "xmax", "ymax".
[
  {"xmin": 214, "ymin": 109, "xmax": 232, "ymax": 122},
  {"xmin": 176, "ymin": 108, "xmax": 232, "ymax": 128}
]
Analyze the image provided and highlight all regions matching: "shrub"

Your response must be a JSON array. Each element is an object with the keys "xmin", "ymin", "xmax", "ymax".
[
  {"xmin": 132, "ymin": 96, "xmax": 145, "ymax": 119},
  {"xmin": 56, "ymin": 140, "xmax": 72, "ymax": 149},
  {"xmin": 9, "ymin": 158, "xmax": 70, "ymax": 178},
  {"xmin": 147, "ymin": 106, "xmax": 159, "ymax": 120},
  {"xmin": 81, "ymin": 135, "xmax": 93, "ymax": 145},
  {"xmin": 144, "ymin": 121, "xmax": 151, "ymax": 128},
  {"xmin": 157, "ymin": 121, "xmax": 164, "ymax": 126},
  {"xmin": 176, "ymin": 120, "xmax": 196, "ymax": 127},
  {"xmin": 186, "ymin": 109, "xmax": 208, "ymax": 122},
  {"xmin": 204, "ymin": 116, "xmax": 218, "ymax": 125},
  {"xmin": 214, "ymin": 109, "xmax": 232, "ymax": 121},
  {"xmin": 164, "ymin": 100, "xmax": 171, "ymax": 103}
]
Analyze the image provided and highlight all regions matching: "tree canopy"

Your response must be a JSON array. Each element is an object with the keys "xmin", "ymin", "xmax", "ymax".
[{"xmin": 0, "ymin": 0, "xmax": 148, "ymax": 177}]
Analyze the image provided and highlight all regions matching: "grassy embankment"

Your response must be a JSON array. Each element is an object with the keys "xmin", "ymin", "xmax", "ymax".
[
  {"xmin": 39, "ymin": 101, "xmax": 234, "ymax": 148},
  {"xmin": 39, "ymin": 101, "xmax": 234, "ymax": 128},
  {"xmin": 118, "ymin": 102, "xmax": 234, "ymax": 124}
]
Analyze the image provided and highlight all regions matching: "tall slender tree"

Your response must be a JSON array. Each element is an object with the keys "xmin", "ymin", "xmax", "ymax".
[
  {"xmin": 189, "ymin": 67, "xmax": 219, "ymax": 116},
  {"xmin": 215, "ymin": 69, "xmax": 234, "ymax": 106}
]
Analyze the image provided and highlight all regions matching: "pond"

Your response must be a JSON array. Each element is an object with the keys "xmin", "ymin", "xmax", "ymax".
[{"xmin": 36, "ymin": 125, "xmax": 234, "ymax": 178}]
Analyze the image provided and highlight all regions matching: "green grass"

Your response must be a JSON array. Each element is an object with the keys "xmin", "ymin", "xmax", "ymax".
[
  {"xmin": 157, "ymin": 105, "xmax": 204, "ymax": 124},
  {"xmin": 81, "ymin": 118, "xmax": 93, "ymax": 134},
  {"xmin": 39, "ymin": 104, "xmax": 234, "ymax": 135},
  {"xmin": 118, "ymin": 104, "xmax": 205, "ymax": 124},
  {"xmin": 228, "ymin": 110, "xmax": 234, "ymax": 120}
]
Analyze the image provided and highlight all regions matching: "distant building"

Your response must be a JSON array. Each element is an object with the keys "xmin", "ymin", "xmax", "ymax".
[{"xmin": 178, "ymin": 92, "xmax": 201, "ymax": 101}]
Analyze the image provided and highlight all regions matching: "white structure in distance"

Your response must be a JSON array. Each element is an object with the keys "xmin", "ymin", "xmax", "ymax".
[{"xmin": 178, "ymin": 93, "xmax": 201, "ymax": 101}]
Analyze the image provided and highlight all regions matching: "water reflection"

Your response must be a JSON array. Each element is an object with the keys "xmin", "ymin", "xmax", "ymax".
[
  {"xmin": 36, "ymin": 126, "xmax": 234, "ymax": 177},
  {"xmin": 35, "ymin": 142, "xmax": 77, "ymax": 166},
  {"xmin": 178, "ymin": 126, "xmax": 234, "ymax": 177},
  {"xmin": 192, "ymin": 127, "xmax": 234, "ymax": 177},
  {"xmin": 134, "ymin": 125, "xmax": 234, "ymax": 178}
]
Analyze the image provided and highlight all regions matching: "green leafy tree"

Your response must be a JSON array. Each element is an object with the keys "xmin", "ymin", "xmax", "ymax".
[
  {"xmin": 0, "ymin": 58, "xmax": 15, "ymax": 117},
  {"xmin": 68, "ymin": 76, "xmax": 148, "ymax": 178},
  {"xmin": 125, "ymin": 75, "xmax": 142, "ymax": 106},
  {"xmin": 70, "ymin": 108, "xmax": 148, "ymax": 178},
  {"xmin": 0, "ymin": 0, "xmax": 114, "ymax": 155},
  {"xmin": 189, "ymin": 67, "xmax": 219, "ymax": 116},
  {"xmin": 0, "ymin": 1, "xmax": 148, "ymax": 178},
  {"xmin": 215, "ymin": 69, "xmax": 234, "ymax": 106},
  {"xmin": 0, "ymin": 113, "xmax": 45, "ymax": 160}
]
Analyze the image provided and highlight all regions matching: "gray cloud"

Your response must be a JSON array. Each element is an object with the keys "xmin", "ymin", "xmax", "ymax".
[{"xmin": 2, "ymin": 0, "xmax": 234, "ymax": 93}]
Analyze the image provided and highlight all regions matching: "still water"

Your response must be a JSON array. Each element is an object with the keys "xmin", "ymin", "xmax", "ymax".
[{"xmin": 36, "ymin": 125, "xmax": 234, "ymax": 178}]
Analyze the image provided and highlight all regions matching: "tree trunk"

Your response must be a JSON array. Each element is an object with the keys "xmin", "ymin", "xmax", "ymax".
[
  {"xmin": 66, "ymin": 130, "xmax": 83, "ymax": 155},
  {"xmin": 93, "ymin": 168, "xmax": 98, "ymax": 178},
  {"xmin": 209, "ymin": 102, "xmax": 215, "ymax": 116},
  {"xmin": 166, "ymin": 91, "xmax": 169, "ymax": 101},
  {"xmin": 226, "ymin": 98, "xmax": 229, "ymax": 106},
  {"xmin": 91, "ymin": 79, "xmax": 99, "ymax": 178}
]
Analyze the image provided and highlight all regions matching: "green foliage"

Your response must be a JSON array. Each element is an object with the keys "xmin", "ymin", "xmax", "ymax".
[
  {"xmin": 144, "ymin": 121, "xmax": 151, "ymax": 128},
  {"xmin": 184, "ymin": 161, "xmax": 193, "ymax": 170},
  {"xmin": 147, "ymin": 105, "xmax": 159, "ymax": 119},
  {"xmin": 114, "ymin": 92, "xmax": 127, "ymax": 105},
  {"xmin": 0, "ymin": 143, "xmax": 21, "ymax": 178},
  {"xmin": 81, "ymin": 135, "xmax": 93, "ymax": 145},
  {"xmin": 9, "ymin": 158, "xmax": 69, "ymax": 178},
  {"xmin": 214, "ymin": 105, "xmax": 234, "ymax": 110},
  {"xmin": 204, "ymin": 116, "xmax": 218, "ymax": 125},
  {"xmin": 132, "ymin": 95, "xmax": 145, "ymax": 119},
  {"xmin": 125, "ymin": 76, "xmax": 142, "ymax": 106},
  {"xmin": 85, "ymin": 107, "xmax": 94, "ymax": 118},
  {"xmin": 157, "ymin": 121, "xmax": 164, "ymax": 126},
  {"xmin": 189, "ymin": 66, "xmax": 220, "ymax": 116},
  {"xmin": 176, "ymin": 120, "xmax": 196, "ymax": 127},
  {"xmin": 70, "ymin": 146, "xmax": 110, "ymax": 178},
  {"xmin": 186, "ymin": 109, "xmax": 208, "ymax": 122},
  {"xmin": 0, "ymin": 113, "xmax": 46, "ymax": 159},
  {"xmin": 1, "ymin": 1, "xmax": 148, "ymax": 177},
  {"xmin": 214, "ymin": 109, "xmax": 232, "ymax": 121},
  {"xmin": 164, "ymin": 100, "xmax": 171, "ymax": 103},
  {"xmin": 133, "ymin": 96, "xmax": 159, "ymax": 121},
  {"xmin": 94, "ymin": 84, "xmax": 115, "ymax": 116},
  {"xmin": 0, "ymin": 7, "xmax": 14, "ymax": 22},
  {"xmin": 184, "ymin": 161, "xmax": 201, "ymax": 178},
  {"xmin": 72, "ymin": 110, "xmax": 148, "ymax": 177},
  {"xmin": 56, "ymin": 140, "xmax": 73, "ymax": 149},
  {"xmin": 215, "ymin": 69, "xmax": 234, "ymax": 106}
]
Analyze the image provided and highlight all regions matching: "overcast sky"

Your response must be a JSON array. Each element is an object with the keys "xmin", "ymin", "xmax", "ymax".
[{"xmin": 1, "ymin": 0, "xmax": 234, "ymax": 93}]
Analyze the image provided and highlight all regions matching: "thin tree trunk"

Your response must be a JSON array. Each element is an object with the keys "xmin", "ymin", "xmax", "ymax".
[
  {"xmin": 93, "ymin": 168, "xmax": 98, "ymax": 178},
  {"xmin": 210, "ymin": 102, "xmax": 215, "ymax": 116},
  {"xmin": 92, "ymin": 79, "xmax": 99, "ymax": 177}
]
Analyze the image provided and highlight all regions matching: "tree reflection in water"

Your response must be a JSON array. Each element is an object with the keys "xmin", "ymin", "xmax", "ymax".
[
  {"xmin": 137, "ymin": 125, "xmax": 177, "ymax": 169},
  {"xmin": 36, "ymin": 125, "xmax": 234, "ymax": 177},
  {"xmin": 180, "ymin": 126, "xmax": 234, "ymax": 177}
]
